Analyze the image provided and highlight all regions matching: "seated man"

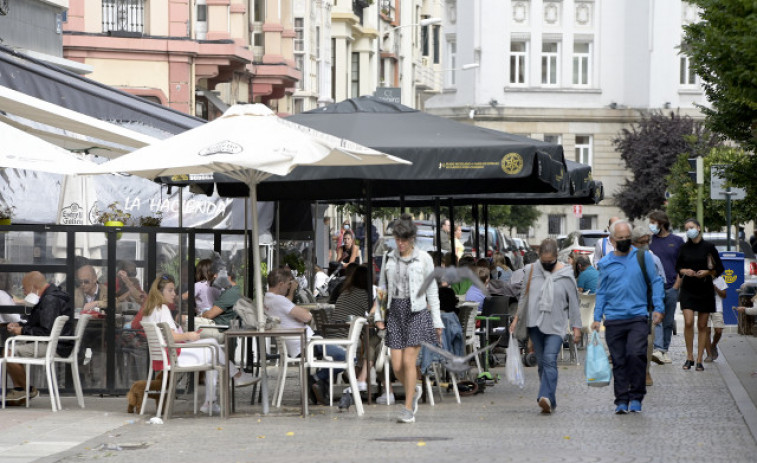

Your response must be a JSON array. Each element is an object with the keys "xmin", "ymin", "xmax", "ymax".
[
  {"xmin": 264, "ymin": 268, "xmax": 346, "ymax": 405},
  {"xmin": 75, "ymin": 264, "xmax": 108, "ymax": 315},
  {"xmin": 74, "ymin": 264, "xmax": 108, "ymax": 387},
  {"xmin": 575, "ymin": 256, "xmax": 599, "ymax": 294},
  {"xmin": 5, "ymin": 271, "xmax": 74, "ymax": 405}
]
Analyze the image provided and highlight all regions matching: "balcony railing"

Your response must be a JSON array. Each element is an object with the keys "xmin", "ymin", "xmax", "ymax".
[{"xmin": 103, "ymin": 0, "xmax": 145, "ymax": 35}]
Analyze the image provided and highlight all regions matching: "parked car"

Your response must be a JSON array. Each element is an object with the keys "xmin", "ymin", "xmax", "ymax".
[
  {"xmin": 461, "ymin": 226, "xmax": 522, "ymax": 268},
  {"xmin": 557, "ymin": 230, "xmax": 609, "ymax": 264},
  {"xmin": 702, "ymin": 233, "xmax": 757, "ymax": 280},
  {"xmin": 372, "ymin": 232, "xmax": 437, "ymax": 273}
]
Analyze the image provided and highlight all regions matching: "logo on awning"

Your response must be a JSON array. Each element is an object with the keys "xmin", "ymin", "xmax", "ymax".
[
  {"xmin": 501, "ymin": 153, "xmax": 523, "ymax": 175},
  {"xmin": 199, "ymin": 141, "xmax": 243, "ymax": 156}
]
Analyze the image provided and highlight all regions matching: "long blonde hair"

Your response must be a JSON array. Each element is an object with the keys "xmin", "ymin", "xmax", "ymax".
[{"xmin": 143, "ymin": 274, "xmax": 175, "ymax": 317}]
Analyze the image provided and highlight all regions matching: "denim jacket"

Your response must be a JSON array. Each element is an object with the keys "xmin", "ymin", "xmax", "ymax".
[{"xmin": 375, "ymin": 247, "xmax": 442, "ymax": 329}]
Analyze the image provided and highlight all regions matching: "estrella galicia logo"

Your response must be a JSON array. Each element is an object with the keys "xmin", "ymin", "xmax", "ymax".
[
  {"xmin": 60, "ymin": 202, "xmax": 85, "ymax": 225},
  {"xmin": 198, "ymin": 141, "xmax": 243, "ymax": 156}
]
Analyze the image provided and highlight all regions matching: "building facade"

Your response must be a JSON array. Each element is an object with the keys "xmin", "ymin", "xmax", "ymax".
[
  {"xmin": 62, "ymin": 0, "xmax": 300, "ymax": 117},
  {"xmin": 426, "ymin": 0, "xmax": 709, "ymax": 240}
]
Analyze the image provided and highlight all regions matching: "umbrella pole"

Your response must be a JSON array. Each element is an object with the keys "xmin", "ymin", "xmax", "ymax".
[{"xmin": 249, "ymin": 182, "xmax": 270, "ymax": 415}]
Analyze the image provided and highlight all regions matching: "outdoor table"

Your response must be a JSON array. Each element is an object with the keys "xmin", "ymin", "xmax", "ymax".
[{"xmin": 223, "ymin": 327, "xmax": 308, "ymax": 418}]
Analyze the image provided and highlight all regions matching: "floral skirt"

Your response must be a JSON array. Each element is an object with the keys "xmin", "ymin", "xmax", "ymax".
[{"xmin": 385, "ymin": 298, "xmax": 436, "ymax": 350}]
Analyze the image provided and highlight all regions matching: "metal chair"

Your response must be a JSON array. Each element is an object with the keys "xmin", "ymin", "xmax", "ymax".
[
  {"xmin": 140, "ymin": 321, "xmax": 227, "ymax": 419},
  {"xmin": 2, "ymin": 315, "xmax": 69, "ymax": 411},
  {"xmin": 53, "ymin": 314, "xmax": 91, "ymax": 408},
  {"xmin": 307, "ymin": 317, "xmax": 368, "ymax": 416}
]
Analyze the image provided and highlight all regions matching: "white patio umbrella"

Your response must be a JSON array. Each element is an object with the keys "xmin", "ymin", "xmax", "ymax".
[
  {"xmin": 0, "ymin": 121, "xmax": 99, "ymax": 175},
  {"xmin": 87, "ymin": 104, "xmax": 410, "ymax": 410}
]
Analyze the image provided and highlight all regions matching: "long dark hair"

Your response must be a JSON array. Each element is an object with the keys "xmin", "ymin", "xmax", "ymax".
[{"xmin": 342, "ymin": 264, "xmax": 370, "ymax": 293}]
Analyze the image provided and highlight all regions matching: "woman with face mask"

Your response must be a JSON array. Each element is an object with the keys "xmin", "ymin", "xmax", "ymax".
[
  {"xmin": 675, "ymin": 218, "xmax": 724, "ymax": 371},
  {"xmin": 509, "ymin": 238, "xmax": 582, "ymax": 414}
]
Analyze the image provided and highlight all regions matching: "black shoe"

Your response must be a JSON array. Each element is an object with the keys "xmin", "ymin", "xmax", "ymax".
[
  {"xmin": 311, "ymin": 379, "xmax": 328, "ymax": 405},
  {"xmin": 307, "ymin": 375, "xmax": 318, "ymax": 405}
]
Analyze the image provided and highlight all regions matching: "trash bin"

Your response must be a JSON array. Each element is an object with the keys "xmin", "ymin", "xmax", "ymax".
[
  {"xmin": 737, "ymin": 279, "xmax": 757, "ymax": 336},
  {"xmin": 719, "ymin": 251, "xmax": 744, "ymax": 325}
]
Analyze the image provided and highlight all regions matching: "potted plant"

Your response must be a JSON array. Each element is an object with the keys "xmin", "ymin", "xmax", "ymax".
[
  {"xmin": 138, "ymin": 211, "xmax": 163, "ymax": 227},
  {"xmin": 0, "ymin": 204, "xmax": 14, "ymax": 225},
  {"xmin": 97, "ymin": 202, "xmax": 131, "ymax": 239}
]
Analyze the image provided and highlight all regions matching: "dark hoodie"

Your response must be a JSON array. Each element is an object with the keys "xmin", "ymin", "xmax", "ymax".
[{"xmin": 22, "ymin": 284, "xmax": 75, "ymax": 356}]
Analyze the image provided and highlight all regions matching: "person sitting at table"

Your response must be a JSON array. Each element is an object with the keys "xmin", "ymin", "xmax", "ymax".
[
  {"xmin": 333, "ymin": 264, "xmax": 378, "ymax": 391},
  {"xmin": 75, "ymin": 264, "xmax": 108, "ymax": 315},
  {"xmin": 200, "ymin": 268, "xmax": 240, "ymax": 327},
  {"xmin": 182, "ymin": 259, "xmax": 220, "ymax": 315},
  {"xmin": 336, "ymin": 229, "xmax": 360, "ymax": 265},
  {"xmin": 264, "ymin": 268, "xmax": 346, "ymax": 405},
  {"xmin": 465, "ymin": 267, "xmax": 490, "ymax": 313},
  {"xmin": 141, "ymin": 274, "xmax": 254, "ymax": 415},
  {"xmin": 115, "ymin": 260, "xmax": 146, "ymax": 308},
  {"xmin": 575, "ymin": 256, "xmax": 599, "ymax": 294},
  {"xmin": 490, "ymin": 252, "xmax": 513, "ymax": 283}
]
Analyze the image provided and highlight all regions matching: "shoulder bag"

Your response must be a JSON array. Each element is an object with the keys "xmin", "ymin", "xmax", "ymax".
[{"xmin": 514, "ymin": 264, "xmax": 534, "ymax": 341}]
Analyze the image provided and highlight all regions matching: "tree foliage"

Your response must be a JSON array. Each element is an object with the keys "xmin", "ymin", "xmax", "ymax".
[
  {"xmin": 612, "ymin": 111, "xmax": 720, "ymax": 220},
  {"xmin": 682, "ymin": 0, "xmax": 757, "ymax": 157},
  {"xmin": 666, "ymin": 147, "xmax": 757, "ymax": 230}
]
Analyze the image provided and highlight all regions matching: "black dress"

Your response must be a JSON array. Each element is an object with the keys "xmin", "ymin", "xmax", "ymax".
[{"xmin": 675, "ymin": 239, "xmax": 724, "ymax": 313}]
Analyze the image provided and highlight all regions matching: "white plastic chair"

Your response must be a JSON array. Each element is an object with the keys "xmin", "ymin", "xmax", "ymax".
[
  {"xmin": 458, "ymin": 303, "xmax": 482, "ymax": 375},
  {"xmin": 140, "ymin": 321, "xmax": 227, "ymax": 419},
  {"xmin": 53, "ymin": 314, "xmax": 91, "ymax": 408},
  {"xmin": 2, "ymin": 315, "xmax": 69, "ymax": 411},
  {"xmin": 271, "ymin": 336, "xmax": 306, "ymax": 408},
  {"xmin": 307, "ymin": 317, "xmax": 367, "ymax": 416}
]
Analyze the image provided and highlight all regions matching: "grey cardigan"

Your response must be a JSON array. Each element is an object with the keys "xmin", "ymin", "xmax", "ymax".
[{"xmin": 521, "ymin": 264, "xmax": 582, "ymax": 337}]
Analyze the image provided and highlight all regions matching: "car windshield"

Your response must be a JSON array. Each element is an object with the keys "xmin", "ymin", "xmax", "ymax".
[{"xmin": 582, "ymin": 235, "xmax": 606, "ymax": 247}]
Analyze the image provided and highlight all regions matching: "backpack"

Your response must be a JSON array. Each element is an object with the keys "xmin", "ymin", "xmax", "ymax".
[
  {"xmin": 637, "ymin": 250, "xmax": 654, "ymax": 326},
  {"xmin": 232, "ymin": 296, "xmax": 279, "ymax": 330}
]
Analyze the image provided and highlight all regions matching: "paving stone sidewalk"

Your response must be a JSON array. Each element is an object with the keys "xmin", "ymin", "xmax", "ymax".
[{"xmin": 0, "ymin": 330, "xmax": 747, "ymax": 463}]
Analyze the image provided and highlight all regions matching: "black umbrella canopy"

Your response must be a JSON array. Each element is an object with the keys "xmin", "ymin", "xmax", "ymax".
[{"xmin": 250, "ymin": 96, "xmax": 567, "ymax": 201}]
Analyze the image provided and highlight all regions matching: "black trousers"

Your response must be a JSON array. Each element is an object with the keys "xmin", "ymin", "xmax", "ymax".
[{"xmin": 605, "ymin": 316, "xmax": 649, "ymax": 405}]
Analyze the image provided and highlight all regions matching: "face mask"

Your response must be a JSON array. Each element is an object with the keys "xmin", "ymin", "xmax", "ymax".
[
  {"xmin": 343, "ymin": 224, "xmax": 350, "ymax": 230},
  {"xmin": 686, "ymin": 228, "xmax": 699, "ymax": 240},
  {"xmin": 24, "ymin": 292, "xmax": 40, "ymax": 306},
  {"xmin": 615, "ymin": 239, "xmax": 632, "ymax": 253},
  {"xmin": 649, "ymin": 224, "xmax": 660, "ymax": 235},
  {"xmin": 540, "ymin": 260, "xmax": 557, "ymax": 272}
]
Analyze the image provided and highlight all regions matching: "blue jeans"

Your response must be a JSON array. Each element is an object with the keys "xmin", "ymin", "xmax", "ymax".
[
  {"xmin": 313, "ymin": 344, "xmax": 347, "ymax": 382},
  {"xmin": 605, "ymin": 317, "xmax": 648, "ymax": 405},
  {"xmin": 654, "ymin": 287, "xmax": 678, "ymax": 352},
  {"xmin": 528, "ymin": 327, "xmax": 563, "ymax": 409}
]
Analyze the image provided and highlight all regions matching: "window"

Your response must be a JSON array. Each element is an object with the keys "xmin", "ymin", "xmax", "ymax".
[
  {"xmin": 422, "ymin": 24, "xmax": 430, "ymax": 57},
  {"xmin": 572, "ymin": 42, "xmax": 591, "ymax": 86},
  {"xmin": 446, "ymin": 38, "xmax": 457, "ymax": 86},
  {"xmin": 510, "ymin": 41, "xmax": 527, "ymax": 84},
  {"xmin": 679, "ymin": 54, "xmax": 697, "ymax": 85},
  {"xmin": 433, "ymin": 26, "xmax": 440, "ymax": 64},
  {"xmin": 351, "ymin": 52, "xmax": 360, "ymax": 98},
  {"xmin": 541, "ymin": 42, "xmax": 559, "ymax": 85},
  {"xmin": 295, "ymin": 55, "xmax": 305, "ymax": 90},
  {"xmin": 575, "ymin": 135, "xmax": 592, "ymax": 165},
  {"xmin": 548, "ymin": 214, "xmax": 564, "ymax": 235},
  {"xmin": 294, "ymin": 98, "xmax": 304, "ymax": 114},
  {"xmin": 544, "ymin": 134, "xmax": 562, "ymax": 145},
  {"xmin": 197, "ymin": 4, "xmax": 207, "ymax": 22},
  {"xmin": 579, "ymin": 215, "xmax": 597, "ymax": 230},
  {"xmin": 102, "ymin": 0, "xmax": 144, "ymax": 34},
  {"xmin": 294, "ymin": 18, "xmax": 304, "ymax": 52}
]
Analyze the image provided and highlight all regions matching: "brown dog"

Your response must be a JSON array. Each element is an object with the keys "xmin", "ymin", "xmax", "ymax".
[{"xmin": 127, "ymin": 372, "xmax": 166, "ymax": 413}]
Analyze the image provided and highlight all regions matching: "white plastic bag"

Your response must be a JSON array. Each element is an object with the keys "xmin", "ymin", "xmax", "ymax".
[{"xmin": 505, "ymin": 333, "xmax": 525, "ymax": 388}]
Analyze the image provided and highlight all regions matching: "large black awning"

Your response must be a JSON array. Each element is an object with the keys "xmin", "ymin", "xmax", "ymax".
[{"xmin": 0, "ymin": 44, "xmax": 203, "ymax": 135}]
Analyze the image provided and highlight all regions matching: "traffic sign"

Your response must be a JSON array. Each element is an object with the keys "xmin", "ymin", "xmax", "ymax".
[
  {"xmin": 573, "ymin": 205, "xmax": 583, "ymax": 218},
  {"xmin": 711, "ymin": 164, "xmax": 746, "ymax": 200}
]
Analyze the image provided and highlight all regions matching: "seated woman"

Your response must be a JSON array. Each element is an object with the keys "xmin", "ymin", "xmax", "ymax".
[
  {"xmin": 465, "ymin": 267, "xmax": 490, "ymax": 313},
  {"xmin": 141, "ymin": 274, "xmax": 254, "ymax": 415},
  {"xmin": 333, "ymin": 265, "xmax": 379, "ymax": 392},
  {"xmin": 490, "ymin": 252, "xmax": 513, "ymax": 283},
  {"xmin": 575, "ymin": 256, "xmax": 599, "ymax": 294},
  {"xmin": 336, "ymin": 230, "xmax": 360, "ymax": 265},
  {"xmin": 182, "ymin": 259, "xmax": 220, "ymax": 315}
]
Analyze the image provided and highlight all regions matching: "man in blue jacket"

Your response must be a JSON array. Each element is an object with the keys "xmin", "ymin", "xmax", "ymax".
[{"xmin": 592, "ymin": 221, "xmax": 664, "ymax": 414}]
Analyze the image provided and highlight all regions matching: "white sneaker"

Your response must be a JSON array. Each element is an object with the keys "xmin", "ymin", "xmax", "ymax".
[
  {"xmin": 234, "ymin": 372, "xmax": 256, "ymax": 387},
  {"xmin": 200, "ymin": 401, "xmax": 221, "ymax": 415},
  {"xmin": 412, "ymin": 385, "xmax": 422, "ymax": 414},
  {"xmin": 651, "ymin": 351, "xmax": 664, "ymax": 365},
  {"xmin": 662, "ymin": 352, "xmax": 672, "ymax": 364},
  {"xmin": 376, "ymin": 392, "xmax": 395, "ymax": 405},
  {"xmin": 357, "ymin": 381, "xmax": 367, "ymax": 392}
]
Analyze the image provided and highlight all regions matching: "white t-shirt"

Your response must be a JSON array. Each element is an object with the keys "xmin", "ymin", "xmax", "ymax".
[
  {"xmin": 0, "ymin": 290, "xmax": 21, "ymax": 323},
  {"xmin": 713, "ymin": 276, "xmax": 727, "ymax": 313},
  {"xmin": 142, "ymin": 304, "xmax": 182, "ymax": 333},
  {"xmin": 263, "ymin": 291, "xmax": 313, "ymax": 357}
]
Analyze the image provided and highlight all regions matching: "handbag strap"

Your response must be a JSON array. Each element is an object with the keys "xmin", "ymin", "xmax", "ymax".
[
  {"xmin": 516, "ymin": 264, "xmax": 535, "ymax": 318},
  {"xmin": 524, "ymin": 264, "xmax": 534, "ymax": 296}
]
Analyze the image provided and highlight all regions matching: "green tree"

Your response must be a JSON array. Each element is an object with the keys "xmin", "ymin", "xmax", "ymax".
[
  {"xmin": 613, "ymin": 111, "xmax": 720, "ymax": 220},
  {"xmin": 666, "ymin": 147, "xmax": 757, "ymax": 230},
  {"xmin": 682, "ymin": 1, "xmax": 757, "ymax": 157},
  {"xmin": 503, "ymin": 205, "xmax": 541, "ymax": 235}
]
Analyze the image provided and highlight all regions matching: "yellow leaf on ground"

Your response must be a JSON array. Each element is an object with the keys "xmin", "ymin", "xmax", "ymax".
[
  {"xmin": 286, "ymin": 432, "xmax": 295, "ymax": 436},
  {"xmin": 417, "ymin": 442, "xmax": 426, "ymax": 447}
]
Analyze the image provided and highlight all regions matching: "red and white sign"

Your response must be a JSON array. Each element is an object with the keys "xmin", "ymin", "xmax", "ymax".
[{"xmin": 573, "ymin": 205, "xmax": 583, "ymax": 218}]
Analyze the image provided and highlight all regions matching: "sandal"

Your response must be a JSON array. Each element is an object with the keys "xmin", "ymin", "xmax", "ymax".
[
  {"xmin": 683, "ymin": 360, "xmax": 694, "ymax": 370},
  {"xmin": 696, "ymin": 363, "xmax": 704, "ymax": 371}
]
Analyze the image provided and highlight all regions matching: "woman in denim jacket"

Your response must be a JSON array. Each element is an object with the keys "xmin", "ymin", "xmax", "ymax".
[{"xmin": 375, "ymin": 214, "xmax": 442, "ymax": 424}]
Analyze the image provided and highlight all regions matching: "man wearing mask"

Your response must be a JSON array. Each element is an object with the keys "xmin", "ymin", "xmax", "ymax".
[
  {"xmin": 631, "ymin": 226, "xmax": 667, "ymax": 386},
  {"xmin": 4, "ymin": 271, "xmax": 74, "ymax": 405},
  {"xmin": 594, "ymin": 217, "xmax": 621, "ymax": 261},
  {"xmin": 593, "ymin": 221, "xmax": 664, "ymax": 414},
  {"xmin": 647, "ymin": 210, "xmax": 684, "ymax": 365}
]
